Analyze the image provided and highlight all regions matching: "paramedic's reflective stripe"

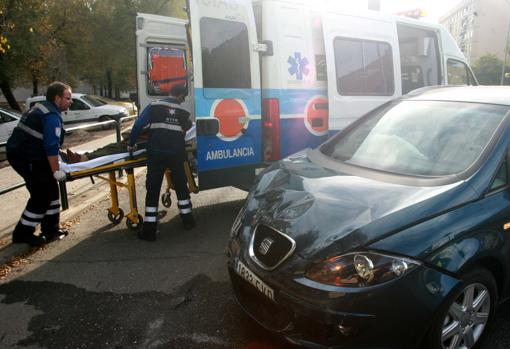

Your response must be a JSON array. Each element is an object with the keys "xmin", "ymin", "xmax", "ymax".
[
  {"xmin": 45, "ymin": 200, "xmax": 61, "ymax": 215},
  {"xmin": 177, "ymin": 199, "xmax": 192, "ymax": 214},
  {"xmin": 34, "ymin": 103, "xmax": 50, "ymax": 114},
  {"xmin": 145, "ymin": 206, "xmax": 158, "ymax": 222},
  {"xmin": 151, "ymin": 101, "xmax": 190, "ymax": 114},
  {"xmin": 150, "ymin": 123, "xmax": 183, "ymax": 133},
  {"xmin": 16, "ymin": 122, "xmax": 43, "ymax": 139},
  {"xmin": 20, "ymin": 209, "xmax": 44, "ymax": 227}
]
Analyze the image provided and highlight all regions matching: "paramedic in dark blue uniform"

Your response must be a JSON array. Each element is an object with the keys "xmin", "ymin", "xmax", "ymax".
[
  {"xmin": 128, "ymin": 84, "xmax": 194, "ymax": 241},
  {"xmin": 6, "ymin": 82, "xmax": 73, "ymax": 246}
]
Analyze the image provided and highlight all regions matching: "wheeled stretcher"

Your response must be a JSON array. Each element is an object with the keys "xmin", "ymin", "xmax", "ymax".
[{"xmin": 59, "ymin": 148, "xmax": 198, "ymax": 231}]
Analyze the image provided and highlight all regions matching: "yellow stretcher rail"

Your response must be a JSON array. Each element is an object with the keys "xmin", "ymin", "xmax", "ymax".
[{"xmin": 61, "ymin": 155, "xmax": 198, "ymax": 231}]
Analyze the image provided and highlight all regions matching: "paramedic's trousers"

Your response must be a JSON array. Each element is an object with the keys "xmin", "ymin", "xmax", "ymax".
[
  {"xmin": 8, "ymin": 156, "xmax": 60, "ymax": 236},
  {"xmin": 144, "ymin": 153, "xmax": 192, "ymax": 226}
]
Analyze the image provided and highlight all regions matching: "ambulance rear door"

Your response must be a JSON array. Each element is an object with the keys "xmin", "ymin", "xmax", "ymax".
[
  {"xmin": 322, "ymin": 12, "xmax": 399, "ymax": 132},
  {"xmin": 188, "ymin": 0, "xmax": 262, "ymax": 190},
  {"xmin": 136, "ymin": 13, "xmax": 193, "ymax": 114}
]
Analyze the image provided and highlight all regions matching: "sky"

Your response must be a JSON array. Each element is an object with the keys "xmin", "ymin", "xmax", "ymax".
[
  {"xmin": 380, "ymin": 0, "xmax": 464, "ymax": 23},
  {"xmin": 330, "ymin": 0, "xmax": 464, "ymax": 23}
]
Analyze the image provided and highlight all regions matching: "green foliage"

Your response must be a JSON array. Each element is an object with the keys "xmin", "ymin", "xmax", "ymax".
[
  {"xmin": 472, "ymin": 54, "xmax": 509, "ymax": 85},
  {"xmin": 1, "ymin": 0, "xmax": 188, "ymax": 98}
]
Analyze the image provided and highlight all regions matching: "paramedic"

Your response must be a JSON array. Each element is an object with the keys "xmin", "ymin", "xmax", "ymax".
[
  {"xmin": 6, "ymin": 81, "xmax": 72, "ymax": 246},
  {"xmin": 128, "ymin": 84, "xmax": 194, "ymax": 241}
]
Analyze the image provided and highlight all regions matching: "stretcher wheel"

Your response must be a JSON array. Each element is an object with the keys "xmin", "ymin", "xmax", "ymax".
[
  {"xmin": 162, "ymin": 192, "xmax": 172, "ymax": 208},
  {"xmin": 107, "ymin": 209, "xmax": 124, "ymax": 225},
  {"xmin": 126, "ymin": 214, "xmax": 143, "ymax": 231}
]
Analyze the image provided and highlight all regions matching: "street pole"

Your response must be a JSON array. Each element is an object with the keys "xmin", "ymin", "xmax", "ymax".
[
  {"xmin": 501, "ymin": 0, "xmax": 510, "ymax": 85},
  {"xmin": 500, "ymin": 19, "xmax": 510, "ymax": 85}
]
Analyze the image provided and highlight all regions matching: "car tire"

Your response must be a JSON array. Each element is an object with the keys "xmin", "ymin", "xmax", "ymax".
[
  {"xmin": 425, "ymin": 267, "xmax": 497, "ymax": 349},
  {"xmin": 98, "ymin": 115, "xmax": 113, "ymax": 130}
]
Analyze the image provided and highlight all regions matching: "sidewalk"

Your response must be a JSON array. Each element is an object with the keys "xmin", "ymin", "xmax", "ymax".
[{"xmin": 0, "ymin": 127, "xmax": 143, "ymax": 264}]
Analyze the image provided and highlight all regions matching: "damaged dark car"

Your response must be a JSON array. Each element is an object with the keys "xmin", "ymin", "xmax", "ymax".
[{"xmin": 227, "ymin": 86, "xmax": 510, "ymax": 349}]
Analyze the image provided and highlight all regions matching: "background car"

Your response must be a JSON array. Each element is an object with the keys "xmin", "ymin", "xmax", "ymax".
[
  {"xmin": 26, "ymin": 93, "xmax": 128, "ymax": 125},
  {"xmin": 0, "ymin": 106, "xmax": 21, "ymax": 161},
  {"xmin": 227, "ymin": 86, "xmax": 510, "ymax": 349},
  {"xmin": 88, "ymin": 95, "xmax": 138, "ymax": 117}
]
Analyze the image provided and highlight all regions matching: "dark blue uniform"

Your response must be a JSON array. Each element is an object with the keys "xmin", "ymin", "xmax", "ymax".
[
  {"xmin": 7, "ymin": 101, "xmax": 65, "ymax": 239},
  {"xmin": 129, "ymin": 97, "xmax": 193, "ymax": 236}
]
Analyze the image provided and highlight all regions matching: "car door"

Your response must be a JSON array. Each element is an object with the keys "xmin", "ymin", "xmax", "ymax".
[
  {"xmin": 63, "ymin": 98, "xmax": 91, "ymax": 124},
  {"xmin": 322, "ymin": 13, "xmax": 399, "ymax": 132},
  {"xmin": 136, "ymin": 13, "xmax": 193, "ymax": 114},
  {"xmin": 188, "ymin": 0, "xmax": 262, "ymax": 178}
]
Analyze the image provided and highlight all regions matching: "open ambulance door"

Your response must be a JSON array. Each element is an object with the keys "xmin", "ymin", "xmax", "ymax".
[
  {"xmin": 135, "ymin": 13, "xmax": 194, "ymax": 114},
  {"xmin": 322, "ymin": 13, "xmax": 399, "ymax": 133},
  {"xmin": 187, "ymin": 0, "xmax": 262, "ymax": 190}
]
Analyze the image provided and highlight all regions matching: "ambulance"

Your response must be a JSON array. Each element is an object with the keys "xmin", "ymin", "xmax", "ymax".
[{"xmin": 135, "ymin": 0, "xmax": 477, "ymax": 190}]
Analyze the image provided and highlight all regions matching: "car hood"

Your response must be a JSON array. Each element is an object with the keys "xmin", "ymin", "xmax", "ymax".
[
  {"xmin": 245, "ymin": 150, "xmax": 478, "ymax": 260},
  {"xmin": 96, "ymin": 104, "xmax": 127, "ymax": 113}
]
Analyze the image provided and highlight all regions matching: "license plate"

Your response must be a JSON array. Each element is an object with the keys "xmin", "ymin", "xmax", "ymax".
[{"xmin": 236, "ymin": 260, "xmax": 275, "ymax": 302}]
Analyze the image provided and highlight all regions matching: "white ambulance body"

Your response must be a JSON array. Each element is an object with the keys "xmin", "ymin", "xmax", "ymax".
[{"xmin": 136, "ymin": 0, "xmax": 476, "ymax": 190}]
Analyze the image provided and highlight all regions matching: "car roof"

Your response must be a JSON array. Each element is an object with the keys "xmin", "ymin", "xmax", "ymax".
[
  {"xmin": 28, "ymin": 92, "xmax": 86, "ymax": 101},
  {"xmin": 407, "ymin": 86, "xmax": 510, "ymax": 106}
]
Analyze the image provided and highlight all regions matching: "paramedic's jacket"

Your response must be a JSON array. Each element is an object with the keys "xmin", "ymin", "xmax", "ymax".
[
  {"xmin": 129, "ymin": 97, "xmax": 191, "ymax": 157},
  {"xmin": 7, "ymin": 101, "xmax": 64, "ymax": 161}
]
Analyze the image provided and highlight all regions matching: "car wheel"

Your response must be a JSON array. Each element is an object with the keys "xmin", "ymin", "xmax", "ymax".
[
  {"xmin": 426, "ymin": 267, "xmax": 497, "ymax": 349},
  {"xmin": 98, "ymin": 115, "xmax": 113, "ymax": 130}
]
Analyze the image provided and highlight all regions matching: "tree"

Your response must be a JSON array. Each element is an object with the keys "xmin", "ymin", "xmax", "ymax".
[{"xmin": 472, "ymin": 54, "xmax": 508, "ymax": 85}]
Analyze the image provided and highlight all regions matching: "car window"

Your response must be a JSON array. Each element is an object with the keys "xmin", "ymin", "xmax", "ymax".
[
  {"xmin": 82, "ymin": 95, "xmax": 106, "ymax": 107},
  {"xmin": 489, "ymin": 159, "xmax": 508, "ymax": 191},
  {"xmin": 0, "ymin": 110, "xmax": 17, "ymax": 123},
  {"xmin": 321, "ymin": 100, "xmax": 508, "ymax": 177},
  {"xmin": 69, "ymin": 99, "xmax": 90, "ymax": 111}
]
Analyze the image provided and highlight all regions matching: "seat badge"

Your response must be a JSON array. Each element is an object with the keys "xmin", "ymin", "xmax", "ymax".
[{"xmin": 258, "ymin": 237, "xmax": 274, "ymax": 256}]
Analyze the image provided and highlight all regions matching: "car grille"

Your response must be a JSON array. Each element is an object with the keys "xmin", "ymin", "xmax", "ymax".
[{"xmin": 250, "ymin": 224, "xmax": 295, "ymax": 270}]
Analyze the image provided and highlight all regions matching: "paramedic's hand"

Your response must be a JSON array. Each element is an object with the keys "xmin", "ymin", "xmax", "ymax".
[
  {"xmin": 53, "ymin": 170, "xmax": 66, "ymax": 182},
  {"xmin": 127, "ymin": 144, "xmax": 137, "ymax": 153}
]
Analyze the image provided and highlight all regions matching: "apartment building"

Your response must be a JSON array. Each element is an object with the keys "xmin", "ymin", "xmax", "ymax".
[{"xmin": 440, "ymin": 0, "xmax": 510, "ymax": 63}]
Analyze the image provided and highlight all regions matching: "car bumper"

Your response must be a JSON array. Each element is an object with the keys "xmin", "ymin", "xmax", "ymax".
[{"xmin": 227, "ymin": 241, "xmax": 460, "ymax": 349}]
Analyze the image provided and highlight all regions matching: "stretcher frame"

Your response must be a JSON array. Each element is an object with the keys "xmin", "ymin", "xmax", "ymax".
[{"xmin": 60, "ymin": 155, "xmax": 199, "ymax": 231}]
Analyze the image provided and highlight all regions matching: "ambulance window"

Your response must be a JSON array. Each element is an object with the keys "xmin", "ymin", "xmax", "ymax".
[
  {"xmin": 334, "ymin": 38, "xmax": 394, "ymax": 96},
  {"xmin": 200, "ymin": 18, "xmax": 251, "ymax": 89},
  {"xmin": 397, "ymin": 25, "xmax": 440, "ymax": 94},
  {"xmin": 146, "ymin": 46, "xmax": 188, "ymax": 96},
  {"xmin": 447, "ymin": 59, "xmax": 476, "ymax": 85}
]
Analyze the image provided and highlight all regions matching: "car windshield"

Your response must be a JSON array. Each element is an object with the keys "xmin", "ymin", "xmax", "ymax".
[
  {"xmin": 321, "ymin": 100, "xmax": 509, "ymax": 177},
  {"xmin": 82, "ymin": 95, "xmax": 106, "ymax": 107}
]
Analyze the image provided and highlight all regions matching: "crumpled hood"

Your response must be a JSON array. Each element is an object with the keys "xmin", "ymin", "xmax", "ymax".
[{"xmin": 245, "ymin": 151, "xmax": 476, "ymax": 259}]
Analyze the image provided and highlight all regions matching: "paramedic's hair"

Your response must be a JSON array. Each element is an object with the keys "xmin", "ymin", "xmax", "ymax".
[
  {"xmin": 46, "ymin": 82, "xmax": 71, "ymax": 102},
  {"xmin": 170, "ymin": 84, "xmax": 187, "ymax": 98}
]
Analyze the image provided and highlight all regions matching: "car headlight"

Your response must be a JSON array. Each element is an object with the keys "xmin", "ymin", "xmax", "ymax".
[{"xmin": 305, "ymin": 252, "xmax": 420, "ymax": 287}]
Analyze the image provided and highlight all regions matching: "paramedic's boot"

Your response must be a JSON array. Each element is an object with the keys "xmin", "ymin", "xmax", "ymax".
[
  {"xmin": 138, "ymin": 222, "xmax": 157, "ymax": 241},
  {"xmin": 181, "ymin": 213, "xmax": 195, "ymax": 230},
  {"xmin": 43, "ymin": 229, "xmax": 69, "ymax": 243},
  {"xmin": 12, "ymin": 231, "xmax": 46, "ymax": 247}
]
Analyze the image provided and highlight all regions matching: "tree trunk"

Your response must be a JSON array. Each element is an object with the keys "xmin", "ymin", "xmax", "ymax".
[
  {"xmin": 0, "ymin": 79, "xmax": 21, "ymax": 111},
  {"xmin": 106, "ymin": 69, "xmax": 113, "ymax": 98},
  {"xmin": 32, "ymin": 72, "xmax": 39, "ymax": 96}
]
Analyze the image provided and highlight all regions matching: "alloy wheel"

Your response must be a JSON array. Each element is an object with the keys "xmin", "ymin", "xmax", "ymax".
[{"xmin": 441, "ymin": 282, "xmax": 491, "ymax": 349}]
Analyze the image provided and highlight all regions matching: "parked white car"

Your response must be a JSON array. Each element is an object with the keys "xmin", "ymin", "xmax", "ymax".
[
  {"xmin": 26, "ymin": 93, "xmax": 129, "ymax": 125},
  {"xmin": 0, "ymin": 106, "xmax": 21, "ymax": 160}
]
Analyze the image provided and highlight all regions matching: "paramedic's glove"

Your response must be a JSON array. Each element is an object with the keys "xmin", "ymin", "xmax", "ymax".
[
  {"xmin": 127, "ymin": 144, "xmax": 137, "ymax": 153},
  {"xmin": 53, "ymin": 170, "xmax": 66, "ymax": 182}
]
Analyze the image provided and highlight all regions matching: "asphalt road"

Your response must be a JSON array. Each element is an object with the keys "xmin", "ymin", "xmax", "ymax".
[{"xmin": 1, "ymin": 150, "xmax": 510, "ymax": 348}]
